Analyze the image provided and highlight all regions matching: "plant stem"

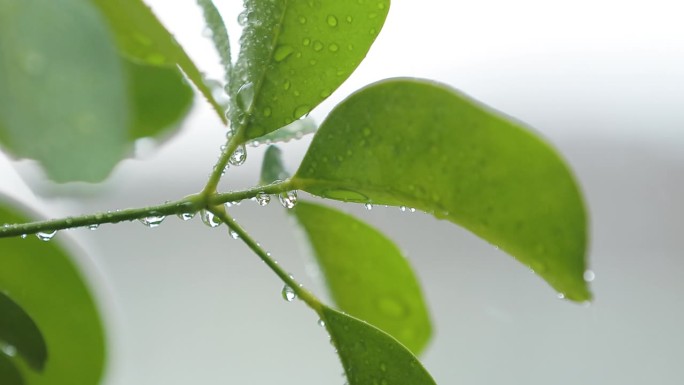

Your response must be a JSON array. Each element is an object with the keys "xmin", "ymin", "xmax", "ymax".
[
  {"xmin": 208, "ymin": 179, "xmax": 294, "ymax": 206},
  {"xmin": 200, "ymin": 124, "xmax": 246, "ymax": 199},
  {"xmin": 210, "ymin": 209, "xmax": 322, "ymax": 313}
]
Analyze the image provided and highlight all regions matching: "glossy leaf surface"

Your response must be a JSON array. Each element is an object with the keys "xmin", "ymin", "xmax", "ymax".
[
  {"xmin": 0, "ymin": 0, "xmax": 128, "ymax": 182},
  {"xmin": 92, "ymin": 0, "xmax": 226, "ymax": 123},
  {"xmin": 0, "ymin": 198, "xmax": 105, "ymax": 385},
  {"xmin": 321, "ymin": 306, "xmax": 436, "ymax": 385},
  {"xmin": 197, "ymin": 0, "xmax": 231, "ymax": 80},
  {"xmin": 0, "ymin": 292, "xmax": 47, "ymax": 371},
  {"xmin": 293, "ymin": 78, "xmax": 590, "ymax": 301},
  {"xmin": 293, "ymin": 201, "xmax": 431, "ymax": 354},
  {"xmin": 229, "ymin": 0, "xmax": 390, "ymax": 139}
]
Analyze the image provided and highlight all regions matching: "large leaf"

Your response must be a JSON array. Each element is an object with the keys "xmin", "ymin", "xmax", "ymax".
[
  {"xmin": 91, "ymin": 0, "xmax": 227, "ymax": 124},
  {"xmin": 0, "ymin": 292, "xmax": 47, "ymax": 372},
  {"xmin": 293, "ymin": 78, "xmax": 590, "ymax": 301},
  {"xmin": 229, "ymin": 0, "xmax": 390, "ymax": 139},
  {"xmin": 321, "ymin": 306, "xmax": 436, "ymax": 385},
  {"xmin": 293, "ymin": 201, "xmax": 432, "ymax": 354},
  {"xmin": 0, "ymin": 198, "xmax": 106, "ymax": 385},
  {"xmin": 0, "ymin": 0, "xmax": 129, "ymax": 182}
]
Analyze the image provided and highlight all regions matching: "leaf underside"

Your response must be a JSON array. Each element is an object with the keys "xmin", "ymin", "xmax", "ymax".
[
  {"xmin": 293, "ymin": 78, "xmax": 590, "ymax": 301},
  {"xmin": 0, "ymin": 292, "xmax": 47, "ymax": 372}
]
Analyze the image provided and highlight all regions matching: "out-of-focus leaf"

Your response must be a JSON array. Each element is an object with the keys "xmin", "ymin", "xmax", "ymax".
[
  {"xmin": 91, "ymin": 0, "xmax": 227, "ymax": 124},
  {"xmin": 0, "ymin": 197, "xmax": 106, "ymax": 385},
  {"xmin": 293, "ymin": 78, "xmax": 590, "ymax": 301},
  {"xmin": 259, "ymin": 145, "xmax": 290, "ymax": 185},
  {"xmin": 249, "ymin": 118, "xmax": 317, "ymax": 146},
  {"xmin": 0, "ymin": 292, "xmax": 47, "ymax": 371},
  {"xmin": 0, "ymin": 0, "xmax": 128, "ymax": 182},
  {"xmin": 321, "ymin": 306, "xmax": 436, "ymax": 385},
  {"xmin": 0, "ymin": 354, "xmax": 23, "ymax": 385},
  {"xmin": 196, "ymin": 0, "xmax": 231, "ymax": 81},
  {"xmin": 293, "ymin": 201, "xmax": 432, "ymax": 354},
  {"xmin": 228, "ymin": 0, "xmax": 390, "ymax": 139}
]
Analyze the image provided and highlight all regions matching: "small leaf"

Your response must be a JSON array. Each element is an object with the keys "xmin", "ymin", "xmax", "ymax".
[
  {"xmin": 0, "ymin": 0, "xmax": 129, "ymax": 182},
  {"xmin": 321, "ymin": 306, "xmax": 436, "ymax": 385},
  {"xmin": 196, "ymin": 0, "xmax": 231, "ymax": 81},
  {"xmin": 260, "ymin": 145, "xmax": 290, "ymax": 185},
  {"xmin": 126, "ymin": 58, "xmax": 194, "ymax": 140},
  {"xmin": 229, "ymin": 0, "xmax": 390, "ymax": 139},
  {"xmin": 0, "ymin": 292, "xmax": 47, "ymax": 371},
  {"xmin": 0, "ymin": 354, "xmax": 24, "ymax": 385},
  {"xmin": 91, "ymin": 0, "xmax": 227, "ymax": 124},
  {"xmin": 293, "ymin": 201, "xmax": 432, "ymax": 354},
  {"xmin": 250, "ymin": 117, "xmax": 317, "ymax": 146},
  {"xmin": 293, "ymin": 78, "xmax": 590, "ymax": 301},
  {"xmin": 0, "ymin": 196, "xmax": 106, "ymax": 385}
]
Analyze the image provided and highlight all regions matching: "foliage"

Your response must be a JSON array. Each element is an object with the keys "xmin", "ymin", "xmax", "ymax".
[{"xmin": 0, "ymin": 0, "xmax": 591, "ymax": 384}]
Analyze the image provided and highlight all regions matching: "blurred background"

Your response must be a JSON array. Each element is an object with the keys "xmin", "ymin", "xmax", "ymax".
[{"xmin": 1, "ymin": 0, "xmax": 683, "ymax": 384}]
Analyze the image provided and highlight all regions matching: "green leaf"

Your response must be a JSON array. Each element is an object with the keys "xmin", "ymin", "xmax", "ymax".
[
  {"xmin": 293, "ymin": 201, "xmax": 432, "ymax": 354},
  {"xmin": 229, "ymin": 0, "xmax": 390, "ymax": 139},
  {"xmin": 0, "ymin": 0, "xmax": 129, "ymax": 182},
  {"xmin": 196, "ymin": 0, "xmax": 231, "ymax": 81},
  {"xmin": 0, "ymin": 353, "xmax": 23, "ymax": 385},
  {"xmin": 260, "ymin": 145, "xmax": 290, "ymax": 185},
  {"xmin": 249, "ymin": 117, "xmax": 317, "ymax": 146},
  {"xmin": 321, "ymin": 306, "xmax": 436, "ymax": 385},
  {"xmin": 125, "ymin": 58, "xmax": 194, "ymax": 140},
  {"xmin": 0, "ymin": 292, "xmax": 47, "ymax": 372},
  {"xmin": 91, "ymin": 0, "xmax": 227, "ymax": 124},
  {"xmin": 293, "ymin": 78, "xmax": 590, "ymax": 301},
  {"xmin": 0, "ymin": 198, "xmax": 106, "ymax": 385}
]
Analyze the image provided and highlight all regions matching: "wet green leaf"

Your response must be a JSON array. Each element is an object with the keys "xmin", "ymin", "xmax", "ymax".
[
  {"xmin": 92, "ymin": 0, "xmax": 227, "ymax": 124},
  {"xmin": 0, "ymin": 197, "xmax": 106, "ymax": 385},
  {"xmin": 293, "ymin": 78, "xmax": 590, "ymax": 301},
  {"xmin": 229, "ymin": 0, "xmax": 390, "ymax": 139},
  {"xmin": 321, "ymin": 306, "xmax": 436, "ymax": 385},
  {"xmin": 196, "ymin": 0, "xmax": 231, "ymax": 81},
  {"xmin": 0, "ymin": 0, "xmax": 129, "ymax": 182},
  {"xmin": 0, "ymin": 354, "xmax": 23, "ymax": 385},
  {"xmin": 293, "ymin": 201, "xmax": 432, "ymax": 354},
  {"xmin": 260, "ymin": 145, "xmax": 290, "ymax": 185},
  {"xmin": 0, "ymin": 292, "xmax": 47, "ymax": 371}
]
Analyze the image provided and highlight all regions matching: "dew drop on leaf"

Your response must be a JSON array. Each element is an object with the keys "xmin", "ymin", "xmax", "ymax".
[
  {"xmin": 282, "ymin": 285, "xmax": 297, "ymax": 302},
  {"xmin": 229, "ymin": 144, "xmax": 247, "ymax": 166},
  {"xmin": 0, "ymin": 343, "xmax": 17, "ymax": 357},
  {"xmin": 36, "ymin": 230, "xmax": 57, "ymax": 241},
  {"xmin": 557, "ymin": 292, "xmax": 566, "ymax": 299},
  {"xmin": 139, "ymin": 215, "xmax": 165, "ymax": 228},
  {"xmin": 279, "ymin": 190, "xmax": 298, "ymax": 209},
  {"xmin": 583, "ymin": 270, "xmax": 595, "ymax": 282},
  {"xmin": 236, "ymin": 82, "xmax": 255, "ymax": 112},
  {"xmin": 293, "ymin": 105, "xmax": 310, "ymax": 119},
  {"xmin": 327, "ymin": 15, "xmax": 338, "ymax": 27},
  {"xmin": 328, "ymin": 43, "xmax": 339, "ymax": 52},
  {"xmin": 364, "ymin": 203, "xmax": 373, "ymax": 211},
  {"xmin": 318, "ymin": 319, "xmax": 326, "ymax": 327},
  {"xmin": 256, "ymin": 192, "xmax": 271, "ymax": 206},
  {"xmin": 273, "ymin": 45, "xmax": 295, "ymax": 62},
  {"xmin": 200, "ymin": 210, "xmax": 222, "ymax": 228}
]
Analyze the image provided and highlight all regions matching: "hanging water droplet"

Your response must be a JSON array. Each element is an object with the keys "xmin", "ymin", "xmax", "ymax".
[
  {"xmin": 282, "ymin": 285, "xmax": 297, "ymax": 302},
  {"xmin": 409, "ymin": 207, "xmax": 416, "ymax": 213},
  {"xmin": 236, "ymin": 82, "xmax": 255, "ymax": 112},
  {"xmin": 36, "ymin": 230, "xmax": 57, "ymax": 241},
  {"xmin": 237, "ymin": 10, "xmax": 248, "ymax": 26},
  {"xmin": 364, "ymin": 203, "xmax": 373, "ymax": 211},
  {"xmin": 256, "ymin": 192, "xmax": 271, "ymax": 206},
  {"xmin": 200, "ymin": 210, "xmax": 222, "ymax": 228},
  {"xmin": 557, "ymin": 292, "xmax": 566, "ymax": 299},
  {"xmin": 229, "ymin": 144, "xmax": 247, "ymax": 166},
  {"xmin": 139, "ymin": 215, "xmax": 165, "ymax": 228},
  {"xmin": 583, "ymin": 270, "xmax": 595, "ymax": 282},
  {"xmin": 229, "ymin": 230, "xmax": 240, "ymax": 240},
  {"xmin": 20, "ymin": 234, "xmax": 27, "ymax": 239},
  {"xmin": 317, "ymin": 319, "xmax": 326, "ymax": 327},
  {"xmin": 88, "ymin": 224, "xmax": 99, "ymax": 230},
  {"xmin": 399, "ymin": 206, "xmax": 407, "ymax": 212},
  {"xmin": 177, "ymin": 212, "xmax": 196, "ymax": 221},
  {"xmin": 279, "ymin": 190, "xmax": 298, "ymax": 209},
  {"xmin": 293, "ymin": 105, "xmax": 310, "ymax": 118}
]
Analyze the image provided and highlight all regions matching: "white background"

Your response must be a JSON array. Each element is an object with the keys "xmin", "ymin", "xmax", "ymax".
[{"xmin": 1, "ymin": 0, "xmax": 683, "ymax": 384}]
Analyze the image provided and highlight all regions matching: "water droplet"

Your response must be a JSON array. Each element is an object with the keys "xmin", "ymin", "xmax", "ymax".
[
  {"xmin": 279, "ymin": 190, "xmax": 298, "ymax": 209},
  {"xmin": 1, "ymin": 343, "xmax": 17, "ymax": 357},
  {"xmin": 327, "ymin": 15, "xmax": 338, "ymax": 26},
  {"xmin": 328, "ymin": 43, "xmax": 339, "ymax": 52},
  {"xmin": 88, "ymin": 224, "xmax": 99, "ymax": 230},
  {"xmin": 236, "ymin": 82, "xmax": 255, "ymax": 112},
  {"xmin": 201, "ymin": 26, "xmax": 213, "ymax": 38},
  {"xmin": 409, "ymin": 208, "xmax": 416, "ymax": 213},
  {"xmin": 273, "ymin": 45, "xmax": 294, "ymax": 62},
  {"xmin": 317, "ymin": 319, "xmax": 326, "ymax": 327},
  {"xmin": 399, "ymin": 206, "xmax": 407, "ymax": 212},
  {"xmin": 177, "ymin": 212, "xmax": 196, "ymax": 221},
  {"xmin": 293, "ymin": 105, "xmax": 310, "ymax": 119},
  {"xmin": 298, "ymin": 16, "xmax": 307, "ymax": 24},
  {"xmin": 229, "ymin": 144, "xmax": 247, "ymax": 166},
  {"xmin": 583, "ymin": 270, "xmax": 595, "ymax": 282},
  {"xmin": 557, "ymin": 292, "xmax": 566, "ymax": 299},
  {"xmin": 378, "ymin": 1, "xmax": 387, "ymax": 9},
  {"xmin": 346, "ymin": 15, "xmax": 353, "ymax": 23},
  {"xmin": 302, "ymin": 38, "xmax": 311, "ymax": 46},
  {"xmin": 380, "ymin": 362, "xmax": 387, "ymax": 372},
  {"xmin": 229, "ymin": 230, "xmax": 240, "ymax": 240},
  {"xmin": 256, "ymin": 192, "xmax": 271, "ymax": 206},
  {"xmin": 36, "ymin": 230, "xmax": 56, "ymax": 241},
  {"xmin": 283, "ymin": 80, "xmax": 291, "ymax": 90},
  {"xmin": 313, "ymin": 40, "xmax": 324, "ymax": 51},
  {"xmin": 140, "ymin": 215, "xmax": 165, "ymax": 228},
  {"xmin": 263, "ymin": 107, "xmax": 272, "ymax": 117},
  {"xmin": 20, "ymin": 234, "xmax": 27, "ymax": 239},
  {"xmin": 364, "ymin": 203, "xmax": 373, "ymax": 210},
  {"xmin": 237, "ymin": 11, "xmax": 248, "ymax": 26},
  {"xmin": 369, "ymin": 28, "xmax": 377, "ymax": 35},
  {"xmin": 282, "ymin": 285, "xmax": 297, "ymax": 301},
  {"xmin": 201, "ymin": 210, "xmax": 222, "ymax": 228}
]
